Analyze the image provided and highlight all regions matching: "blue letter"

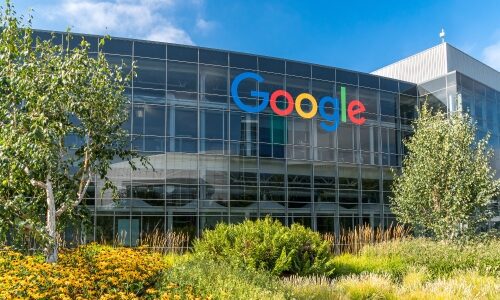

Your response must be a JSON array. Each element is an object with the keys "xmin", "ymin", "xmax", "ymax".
[
  {"xmin": 231, "ymin": 72, "xmax": 269, "ymax": 113},
  {"xmin": 318, "ymin": 96, "xmax": 340, "ymax": 132}
]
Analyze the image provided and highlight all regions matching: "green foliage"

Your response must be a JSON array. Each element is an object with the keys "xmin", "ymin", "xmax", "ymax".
[
  {"xmin": 392, "ymin": 103, "xmax": 500, "ymax": 239},
  {"xmin": 160, "ymin": 258, "xmax": 289, "ymax": 300},
  {"xmin": 0, "ymin": 0, "xmax": 143, "ymax": 259},
  {"xmin": 360, "ymin": 238, "xmax": 500, "ymax": 278},
  {"xmin": 193, "ymin": 217, "xmax": 334, "ymax": 276},
  {"xmin": 330, "ymin": 252, "xmax": 406, "ymax": 278}
]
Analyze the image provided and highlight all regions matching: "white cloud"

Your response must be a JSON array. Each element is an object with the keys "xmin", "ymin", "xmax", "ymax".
[
  {"xmin": 196, "ymin": 17, "xmax": 214, "ymax": 33},
  {"xmin": 48, "ymin": 0, "xmax": 198, "ymax": 44},
  {"xmin": 483, "ymin": 41, "xmax": 500, "ymax": 71},
  {"xmin": 147, "ymin": 26, "xmax": 193, "ymax": 44}
]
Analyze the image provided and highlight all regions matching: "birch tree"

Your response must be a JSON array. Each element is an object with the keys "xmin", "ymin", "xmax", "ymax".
[
  {"xmin": 0, "ymin": 1, "xmax": 144, "ymax": 262},
  {"xmin": 391, "ymin": 103, "xmax": 500, "ymax": 239}
]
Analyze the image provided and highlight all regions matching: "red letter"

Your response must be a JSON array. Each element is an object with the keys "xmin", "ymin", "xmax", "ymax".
[
  {"xmin": 347, "ymin": 100, "xmax": 366, "ymax": 125},
  {"xmin": 270, "ymin": 89, "xmax": 294, "ymax": 116}
]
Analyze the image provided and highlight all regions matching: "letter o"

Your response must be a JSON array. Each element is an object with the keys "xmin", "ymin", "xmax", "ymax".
[
  {"xmin": 270, "ymin": 90, "xmax": 294, "ymax": 116},
  {"xmin": 295, "ymin": 93, "xmax": 318, "ymax": 119}
]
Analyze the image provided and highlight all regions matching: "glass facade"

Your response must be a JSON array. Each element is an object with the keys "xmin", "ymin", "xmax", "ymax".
[
  {"xmin": 68, "ymin": 35, "xmax": 424, "ymax": 245},
  {"xmin": 41, "ymin": 32, "xmax": 443, "ymax": 245}
]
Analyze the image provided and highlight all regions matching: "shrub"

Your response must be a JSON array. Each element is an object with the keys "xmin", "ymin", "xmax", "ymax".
[
  {"xmin": 159, "ymin": 258, "xmax": 288, "ymax": 300},
  {"xmin": 0, "ymin": 244, "xmax": 165, "ymax": 299},
  {"xmin": 193, "ymin": 217, "xmax": 334, "ymax": 276}
]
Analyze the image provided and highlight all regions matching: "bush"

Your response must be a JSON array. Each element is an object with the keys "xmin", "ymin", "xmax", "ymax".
[
  {"xmin": 193, "ymin": 217, "xmax": 334, "ymax": 276},
  {"xmin": 0, "ymin": 244, "xmax": 165, "ymax": 299},
  {"xmin": 159, "ymin": 258, "xmax": 288, "ymax": 300}
]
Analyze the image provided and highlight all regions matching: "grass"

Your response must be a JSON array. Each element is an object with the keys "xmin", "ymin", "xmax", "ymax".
[
  {"xmin": 283, "ymin": 271, "xmax": 500, "ymax": 300},
  {"xmin": 2, "ymin": 222, "xmax": 499, "ymax": 299}
]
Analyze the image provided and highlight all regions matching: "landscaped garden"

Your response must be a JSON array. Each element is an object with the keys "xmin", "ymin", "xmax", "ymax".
[{"xmin": 1, "ymin": 218, "xmax": 499, "ymax": 299}]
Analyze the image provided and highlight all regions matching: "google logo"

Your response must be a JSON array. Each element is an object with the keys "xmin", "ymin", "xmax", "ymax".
[{"xmin": 231, "ymin": 72, "xmax": 366, "ymax": 132}]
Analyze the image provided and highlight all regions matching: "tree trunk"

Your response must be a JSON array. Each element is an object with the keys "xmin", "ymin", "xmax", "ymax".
[{"xmin": 45, "ymin": 175, "xmax": 58, "ymax": 263}]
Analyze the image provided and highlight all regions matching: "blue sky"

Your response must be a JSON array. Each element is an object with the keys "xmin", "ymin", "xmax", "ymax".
[{"xmin": 14, "ymin": 0, "xmax": 500, "ymax": 72}]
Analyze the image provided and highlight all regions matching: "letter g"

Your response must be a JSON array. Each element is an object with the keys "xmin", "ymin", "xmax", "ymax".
[{"xmin": 231, "ymin": 72, "xmax": 269, "ymax": 113}]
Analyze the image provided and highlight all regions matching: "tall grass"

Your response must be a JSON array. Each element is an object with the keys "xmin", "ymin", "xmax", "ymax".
[
  {"xmin": 330, "ymin": 238, "xmax": 500, "ymax": 279},
  {"xmin": 138, "ymin": 230, "xmax": 190, "ymax": 254},
  {"xmin": 322, "ymin": 223, "xmax": 410, "ymax": 254},
  {"xmin": 284, "ymin": 271, "xmax": 500, "ymax": 300}
]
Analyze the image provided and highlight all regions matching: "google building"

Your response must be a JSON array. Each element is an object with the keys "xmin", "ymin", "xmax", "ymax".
[{"xmin": 34, "ymin": 30, "xmax": 500, "ymax": 245}]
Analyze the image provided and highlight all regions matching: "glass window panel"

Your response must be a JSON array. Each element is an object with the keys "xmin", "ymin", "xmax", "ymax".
[
  {"xmin": 292, "ymin": 118, "xmax": 311, "ymax": 145},
  {"xmin": 338, "ymin": 165, "xmax": 358, "ymax": 190},
  {"xmin": 260, "ymin": 159, "xmax": 285, "ymax": 187},
  {"xmin": 399, "ymin": 82, "xmax": 417, "ymax": 96},
  {"xmin": 135, "ymin": 58, "xmax": 166, "ymax": 89},
  {"xmin": 315, "ymin": 188, "xmax": 336, "ymax": 202},
  {"xmin": 259, "ymin": 57, "xmax": 285, "ymax": 74},
  {"xmin": 167, "ymin": 61, "xmax": 198, "ymax": 92},
  {"xmin": 174, "ymin": 108, "xmax": 197, "ymax": 138},
  {"xmin": 199, "ymin": 49, "xmax": 228, "ymax": 66},
  {"xmin": 286, "ymin": 61, "xmax": 310, "ymax": 77},
  {"xmin": 132, "ymin": 105, "xmax": 144, "ymax": 135},
  {"xmin": 338, "ymin": 124, "xmax": 354, "ymax": 150},
  {"xmin": 144, "ymin": 136, "xmax": 165, "ymax": 152},
  {"xmin": 102, "ymin": 38, "xmax": 132, "ymax": 55},
  {"xmin": 287, "ymin": 162, "xmax": 311, "ymax": 188},
  {"xmin": 316, "ymin": 124, "xmax": 335, "ymax": 148},
  {"xmin": 199, "ymin": 155, "xmax": 228, "ymax": 186},
  {"xmin": 134, "ymin": 41, "xmax": 165, "ymax": 59},
  {"xmin": 312, "ymin": 66, "xmax": 335, "ymax": 81},
  {"xmin": 134, "ymin": 88, "xmax": 166, "ymax": 104},
  {"xmin": 144, "ymin": 105, "xmax": 166, "ymax": 136},
  {"xmin": 259, "ymin": 114, "xmax": 272, "ymax": 143},
  {"xmin": 359, "ymin": 74, "xmax": 379, "ymax": 89},
  {"xmin": 380, "ymin": 91, "xmax": 398, "ymax": 117},
  {"xmin": 230, "ymin": 53, "xmax": 257, "ymax": 69},
  {"xmin": 359, "ymin": 87, "xmax": 379, "ymax": 118},
  {"xmin": 286, "ymin": 76, "xmax": 310, "ymax": 99},
  {"xmin": 288, "ymin": 188, "xmax": 311, "ymax": 207},
  {"xmin": 336, "ymin": 70, "xmax": 357, "ymax": 85},
  {"xmin": 230, "ymin": 111, "xmax": 257, "ymax": 142},
  {"xmin": 361, "ymin": 167, "xmax": 380, "ymax": 191},
  {"xmin": 312, "ymin": 80, "xmax": 334, "ymax": 100},
  {"xmin": 260, "ymin": 186, "xmax": 286, "ymax": 204},
  {"xmin": 230, "ymin": 157, "xmax": 257, "ymax": 185},
  {"xmin": 172, "ymin": 138, "xmax": 197, "ymax": 153},
  {"xmin": 199, "ymin": 65, "xmax": 227, "ymax": 95},
  {"xmin": 230, "ymin": 68, "xmax": 258, "ymax": 98},
  {"xmin": 314, "ymin": 163, "xmax": 336, "ymax": 188},
  {"xmin": 400, "ymin": 95, "xmax": 417, "ymax": 120},
  {"xmin": 200, "ymin": 140, "xmax": 225, "ymax": 154},
  {"xmin": 202, "ymin": 109, "xmax": 225, "ymax": 139},
  {"xmin": 380, "ymin": 78, "xmax": 399, "ymax": 92},
  {"xmin": 359, "ymin": 125, "xmax": 378, "ymax": 152},
  {"xmin": 381, "ymin": 127, "xmax": 398, "ymax": 154},
  {"xmin": 167, "ymin": 45, "xmax": 197, "ymax": 62}
]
